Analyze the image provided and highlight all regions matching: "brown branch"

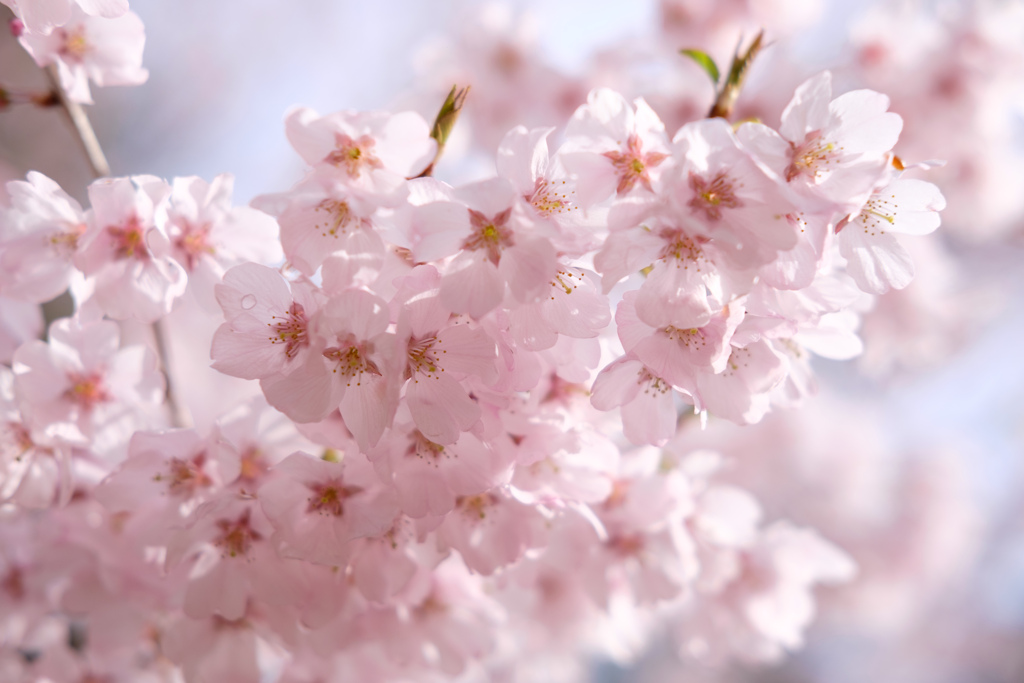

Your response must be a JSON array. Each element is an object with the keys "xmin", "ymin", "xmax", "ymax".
[
  {"xmin": 42, "ymin": 64, "xmax": 110, "ymax": 178},
  {"xmin": 708, "ymin": 31, "xmax": 765, "ymax": 120}
]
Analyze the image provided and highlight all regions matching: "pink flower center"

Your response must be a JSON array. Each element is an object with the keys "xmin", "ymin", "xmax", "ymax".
[
  {"xmin": 687, "ymin": 171, "xmax": 743, "ymax": 221},
  {"xmin": 323, "ymin": 340, "xmax": 382, "ymax": 385},
  {"xmin": 657, "ymin": 227, "xmax": 708, "ymax": 267},
  {"xmin": 549, "ymin": 269, "xmax": 583, "ymax": 297},
  {"xmin": 457, "ymin": 493, "xmax": 496, "ymax": 520},
  {"xmin": 267, "ymin": 302, "xmax": 309, "ymax": 359},
  {"xmin": 174, "ymin": 222, "xmax": 215, "ymax": 271},
  {"xmin": 58, "ymin": 27, "xmax": 90, "ymax": 62},
  {"xmin": 602, "ymin": 134, "xmax": 667, "ymax": 195},
  {"xmin": 406, "ymin": 430, "xmax": 447, "ymax": 464},
  {"xmin": 463, "ymin": 207, "xmax": 514, "ymax": 265},
  {"xmin": 324, "ymin": 134, "xmax": 383, "ymax": 178},
  {"xmin": 786, "ymin": 131, "xmax": 841, "ymax": 181},
  {"xmin": 48, "ymin": 222, "xmax": 86, "ymax": 255},
  {"xmin": 238, "ymin": 447, "xmax": 267, "ymax": 482},
  {"xmin": 1, "ymin": 567, "xmax": 25, "ymax": 600},
  {"xmin": 663, "ymin": 325, "xmax": 709, "ymax": 352},
  {"xmin": 314, "ymin": 199, "xmax": 356, "ymax": 238},
  {"xmin": 154, "ymin": 455, "xmax": 212, "ymax": 497},
  {"xmin": 64, "ymin": 370, "xmax": 110, "ymax": 411},
  {"xmin": 608, "ymin": 533, "xmax": 645, "ymax": 557},
  {"xmin": 639, "ymin": 367, "xmax": 671, "ymax": 395},
  {"xmin": 406, "ymin": 335, "xmax": 444, "ymax": 379},
  {"xmin": 215, "ymin": 510, "xmax": 262, "ymax": 558},
  {"xmin": 528, "ymin": 178, "xmax": 576, "ymax": 217},
  {"xmin": 107, "ymin": 215, "xmax": 149, "ymax": 261},
  {"xmin": 306, "ymin": 479, "xmax": 362, "ymax": 517}
]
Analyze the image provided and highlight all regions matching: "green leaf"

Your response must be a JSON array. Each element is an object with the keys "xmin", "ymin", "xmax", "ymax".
[{"xmin": 680, "ymin": 49, "xmax": 720, "ymax": 85}]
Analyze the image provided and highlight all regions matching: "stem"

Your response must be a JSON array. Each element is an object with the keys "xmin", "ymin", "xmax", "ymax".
[
  {"xmin": 40, "ymin": 64, "xmax": 192, "ymax": 428},
  {"xmin": 152, "ymin": 318, "xmax": 193, "ymax": 429},
  {"xmin": 707, "ymin": 31, "xmax": 765, "ymax": 120},
  {"xmin": 42, "ymin": 65, "xmax": 110, "ymax": 178}
]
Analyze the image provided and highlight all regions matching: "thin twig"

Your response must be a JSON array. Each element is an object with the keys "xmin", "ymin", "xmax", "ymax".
[
  {"xmin": 42, "ymin": 65, "xmax": 110, "ymax": 178},
  {"xmin": 152, "ymin": 318, "xmax": 192, "ymax": 429},
  {"xmin": 707, "ymin": 31, "xmax": 765, "ymax": 120}
]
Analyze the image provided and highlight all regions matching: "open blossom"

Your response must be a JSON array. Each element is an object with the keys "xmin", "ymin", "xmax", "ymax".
[
  {"xmin": 837, "ymin": 177, "xmax": 946, "ymax": 294},
  {"xmin": 73, "ymin": 176, "xmax": 186, "ymax": 321},
  {"xmin": 0, "ymin": 172, "xmax": 87, "ymax": 303},
  {"xmin": 211, "ymin": 263, "xmax": 323, "ymax": 381},
  {"xmin": 559, "ymin": 88, "xmax": 671, "ymax": 207},
  {"xmin": 738, "ymin": 71, "xmax": 903, "ymax": 214},
  {"xmin": 258, "ymin": 451, "xmax": 397, "ymax": 566},
  {"xmin": 164, "ymin": 174, "xmax": 282, "ymax": 306},
  {"xmin": 11, "ymin": 317, "xmax": 163, "ymax": 446},
  {"xmin": 18, "ymin": 5, "xmax": 147, "ymax": 104},
  {"xmin": 252, "ymin": 176, "xmax": 383, "ymax": 277},
  {"xmin": 0, "ymin": 0, "xmax": 128, "ymax": 35},
  {"xmin": 285, "ymin": 107, "xmax": 436, "ymax": 194}
]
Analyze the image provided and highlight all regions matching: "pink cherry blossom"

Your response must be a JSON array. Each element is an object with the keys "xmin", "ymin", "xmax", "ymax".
[
  {"xmin": 0, "ymin": 172, "xmax": 86, "ymax": 303},
  {"xmin": 837, "ymin": 177, "xmax": 946, "ymax": 294},
  {"xmin": 0, "ymin": 0, "xmax": 128, "ymax": 35},
  {"xmin": 18, "ymin": 6, "xmax": 147, "ymax": 104},
  {"xmin": 258, "ymin": 451, "xmax": 397, "ymax": 566},
  {"xmin": 12, "ymin": 316, "xmax": 163, "ymax": 447},
  {"xmin": 73, "ymin": 176, "xmax": 187, "ymax": 322}
]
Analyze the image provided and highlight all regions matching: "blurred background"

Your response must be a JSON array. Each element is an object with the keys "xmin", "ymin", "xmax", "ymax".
[{"xmin": 2, "ymin": 0, "xmax": 1024, "ymax": 681}]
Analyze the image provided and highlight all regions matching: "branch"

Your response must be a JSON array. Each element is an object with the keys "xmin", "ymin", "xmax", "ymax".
[
  {"xmin": 41, "ymin": 65, "xmax": 110, "ymax": 178},
  {"xmin": 707, "ymin": 31, "xmax": 765, "ymax": 120}
]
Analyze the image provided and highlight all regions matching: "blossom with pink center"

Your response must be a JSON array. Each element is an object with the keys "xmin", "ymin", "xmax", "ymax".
[
  {"xmin": 251, "ymin": 176, "xmax": 383, "ymax": 277},
  {"xmin": 164, "ymin": 174, "xmax": 281, "ymax": 308},
  {"xmin": 410, "ymin": 177, "xmax": 558, "ymax": 317},
  {"xmin": 496, "ymin": 126, "xmax": 598, "ymax": 256},
  {"xmin": 738, "ymin": 71, "xmax": 903, "ymax": 215},
  {"xmin": 615, "ymin": 290, "xmax": 742, "ymax": 400},
  {"xmin": 0, "ymin": 367, "xmax": 73, "ymax": 509},
  {"xmin": 317, "ymin": 288, "xmax": 397, "ymax": 450},
  {"xmin": 435, "ymin": 489, "xmax": 548, "ymax": 575},
  {"xmin": 836, "ymin": 177, "xmax": 946, "ymax": 294},
  {"xmin": 559, "ymin": 88, "xmax": 671, "ymax": 207},
  {"xmin": 0, "ymin": 172, "xmax": 87, "ymax": 303},
  {"xmin": 211, "ymin": 263, "xmax": 324, "ymax": 381},
  {"xmin": 18, "ymin": 6, "xmax": 147, "ymax": 104},
  {"xmin": 94, "ymin": 429, "xmax": 239, "ymax": 530},
  {"xmin": 0, "ymin": 0, "xmax": 128, "ymax": 35},
  {"xmin": 368, "ymin": 415, "xmax": 513, "ymax": 519},
  {"xmin": 285, "ymin": 107, "xmax": 436, "ymax": 193},
  {"xmin": 595, "ymin": 218, "xmax": 755, "ymax": 331},
  {"xmin": 665, "ymin": 118, "xmax": 800, "ymax": 269},
  {"xmin": 395, "ymin": 289, "xmax": 498, "ymax": 445},
  {"xmin": 11, "ymin": 317, "xmax": 163, "ymax": 446},
  {"xmin": 258, "ymin": 451, "xmax": 397, "ymax": 566},
  {"xmin": 591, "ymin": 355, "xmax": 678, "ymax": 446},
  {"xmin": 508, "ymin": 265, "xmax": 610, "ymax": 351},
  {"xmin": 73, "ymin": 176, "xmax": 187, "ymax": 321},
  {"xmin": 165, "ymin": 494, "xmax": 286, "ymax": 622}
]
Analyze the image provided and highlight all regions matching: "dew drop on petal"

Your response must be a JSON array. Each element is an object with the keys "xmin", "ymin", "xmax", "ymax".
[{"xmin": 241, "ymin": 294, "xmax": 257, "ymax": 310}]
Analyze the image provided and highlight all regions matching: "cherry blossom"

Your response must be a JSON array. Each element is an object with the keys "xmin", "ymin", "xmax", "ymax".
[{"xmin": 18, "ymin": 5, "xmax": 147, "ymax": 104}]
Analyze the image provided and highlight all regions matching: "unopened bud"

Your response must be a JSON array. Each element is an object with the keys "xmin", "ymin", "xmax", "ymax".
[{"xmin": 9, "ymin": 18, "xmax": 24, "ymax": 37}]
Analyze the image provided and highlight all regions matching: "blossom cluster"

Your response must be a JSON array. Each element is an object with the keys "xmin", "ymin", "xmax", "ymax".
[
  {"xmin": 0, "ymin": 59, "xmax": 946, "ymax": 681},
  {"xmin": 3, "ymin": 0, "xmax": 146, "ymax": 103}
]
